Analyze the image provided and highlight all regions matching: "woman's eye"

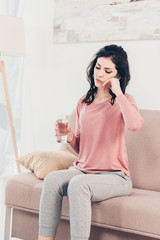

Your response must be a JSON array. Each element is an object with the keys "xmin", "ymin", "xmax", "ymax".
[{"xmin": 95, "ymin": 66, "xmax": 112, "ymax": 74}]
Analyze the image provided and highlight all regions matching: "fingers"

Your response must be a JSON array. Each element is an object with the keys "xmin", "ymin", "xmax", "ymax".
[
  {"xmin": 101, "ymin": 77, "xmax": 114, "ymax": 87},
  {"xmin": 101, "ymin": 77, "xmax": 119, "ymax": 88},
  {"xmin": 101, "ymin": 79, "xmax": 109, "ymax": 87},
  {"xmin": 55, "ymin": 121, "xmax": 69, "ymax": 136},
  {"xmin": 101, "ymin": 80, "xmax": 111, "ymax": 90}
]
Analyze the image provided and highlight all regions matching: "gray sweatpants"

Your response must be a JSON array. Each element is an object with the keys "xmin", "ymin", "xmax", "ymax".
[{"xmin": 39, "ymin": 166, "xmax": 132, "ymax": 240}]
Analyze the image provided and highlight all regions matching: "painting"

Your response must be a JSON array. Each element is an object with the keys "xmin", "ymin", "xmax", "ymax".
[{"xmin": 53, "ymin": 0, "xmax": 160, "ymax": 43}]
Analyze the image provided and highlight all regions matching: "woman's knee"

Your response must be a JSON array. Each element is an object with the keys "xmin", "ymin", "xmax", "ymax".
[
  {"xmin": 43, "ymin": 170, "xmax": 66, "ymax": 194},
  {"xmin": 44, "ymin": 171, "xmax": 59, "ymax": 185},
  {"xmin": 68, "ymin": 175, "xmax": 91, "ymax": 199}
]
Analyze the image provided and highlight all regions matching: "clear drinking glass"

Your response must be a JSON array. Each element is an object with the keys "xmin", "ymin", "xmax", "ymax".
[{"xmin": 56, "ymin": 114, "xmax": 69, "ymax": 143}]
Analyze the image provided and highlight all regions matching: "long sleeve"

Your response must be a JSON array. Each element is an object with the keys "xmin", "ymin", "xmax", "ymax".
[
  {"xmin": 116, "ymin": 94, "xmax": 144, "ymax": 131},
  {"xmin": 68, "ymin": 99, "xmax": 81, "ymax": 154}
]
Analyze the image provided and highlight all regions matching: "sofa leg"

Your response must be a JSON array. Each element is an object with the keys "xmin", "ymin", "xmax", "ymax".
[{"xmin": 4, "ymin": 206, "xmax": 11, "ymax": 240}]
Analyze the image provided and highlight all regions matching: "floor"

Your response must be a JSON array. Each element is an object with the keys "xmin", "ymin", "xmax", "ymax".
[{"xmin": 0, "ymin": 177, "xmax": 22, "ymax": 240}]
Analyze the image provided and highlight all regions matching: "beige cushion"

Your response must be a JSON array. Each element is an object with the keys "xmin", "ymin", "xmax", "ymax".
[{"xmin": 16, "ymin": 150, "xmax": 78, "ymax": 179}]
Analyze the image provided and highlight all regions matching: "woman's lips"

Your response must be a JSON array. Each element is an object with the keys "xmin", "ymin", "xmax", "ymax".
[{"xmin": 96, "ymin": 79, "xmax": 103, "ymax": 84}]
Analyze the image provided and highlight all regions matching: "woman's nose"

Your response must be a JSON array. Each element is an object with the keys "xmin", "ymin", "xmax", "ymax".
[{"xmin": 97, "ymin": 70, "xmax": 104, "ymax": 77}]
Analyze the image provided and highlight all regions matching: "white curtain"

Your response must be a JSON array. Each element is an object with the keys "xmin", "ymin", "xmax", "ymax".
[{"xmin": 0, "ymin": 0, "xmax": 24, "ymax": 176}]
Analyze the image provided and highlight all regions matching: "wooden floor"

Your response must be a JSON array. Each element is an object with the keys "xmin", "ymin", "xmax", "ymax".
[{"xmin": 0, "ymin": 177, "xmax": 22, "ymax": 240}]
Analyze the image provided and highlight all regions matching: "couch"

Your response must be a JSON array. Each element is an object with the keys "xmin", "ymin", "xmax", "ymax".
[{"xmin": 4, "ymin": 108, "xmax": 160, "ymax": 240}]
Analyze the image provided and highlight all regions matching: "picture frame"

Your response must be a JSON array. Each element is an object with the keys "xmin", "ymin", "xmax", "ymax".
[{"xmin": 53, "ymin": 0, "xmax": 160, "ymax": 43}]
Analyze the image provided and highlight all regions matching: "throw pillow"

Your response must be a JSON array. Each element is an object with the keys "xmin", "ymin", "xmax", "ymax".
[{"xmin": 17, "ymin": 150, "xmax": 78, "ymax": 179}]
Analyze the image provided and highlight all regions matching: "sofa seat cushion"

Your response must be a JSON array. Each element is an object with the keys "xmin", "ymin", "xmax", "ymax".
[
  {"xmin": 5, "ymin": 173, "xmax": 160, "ymax": 238},
  {"xmin": 91, "ymin": 188, "xmax": 160, "ymax": 238},
  {"xmin": 62, "ymin": 189, "xmax": 160, "ymax": 238},
  {"xmin": 5, "ymin": 172, "xmax": 43, "ymax": 212}
]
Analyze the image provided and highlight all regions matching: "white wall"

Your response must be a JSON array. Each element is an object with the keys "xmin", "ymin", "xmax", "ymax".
[{"xmin": 21, "ymin": 0, "xmax": 160, "ymax": 154}]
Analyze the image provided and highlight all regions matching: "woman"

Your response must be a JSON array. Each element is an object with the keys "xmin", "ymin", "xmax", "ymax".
[{"xmin": 38, "ymin": 44, "xmax": 143, "ymax": 240}]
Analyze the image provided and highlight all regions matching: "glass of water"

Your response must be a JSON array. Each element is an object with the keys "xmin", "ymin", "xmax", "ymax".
[{"xmin": 56, "ymin": 114, "xmax": 69, "ymax": 143}]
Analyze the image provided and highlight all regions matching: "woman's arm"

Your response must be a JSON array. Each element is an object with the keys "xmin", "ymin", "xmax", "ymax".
[
  {"xmin": 116, "ymin": 94, "xmax": 144, "ymax": 131},
  {"xmin": 67, "ymin": 99, "xmax": 81, "ymax": 154},
  {"xmin": 67, "ymin": 134, "xmax": 80, "ymax": 154}
]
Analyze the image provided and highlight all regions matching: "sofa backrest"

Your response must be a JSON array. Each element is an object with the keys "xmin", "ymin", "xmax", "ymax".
[
  {"xmin": 126, "ymin": 109, "xmax": 160, "ymax": 191},
  {"xmin": 61, "ymin": 108, "xmax": 160, "ymax": 192}
]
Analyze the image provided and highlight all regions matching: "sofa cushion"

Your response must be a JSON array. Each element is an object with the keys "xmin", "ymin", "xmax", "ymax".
[
  {"xmin": 5, "ymin": 172, "xmax": 160, "ymax": 238},
  {"xmin": 5, "ymin": 172, "xmax": 43, "ymax": 212},
  {"xmin": 16, "ymin": 151, "xmax": 78, "ymax": 179}
]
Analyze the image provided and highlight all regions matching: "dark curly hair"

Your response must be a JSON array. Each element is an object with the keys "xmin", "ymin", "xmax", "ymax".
[{"xmin": 81, "ymin": 44, "xmax": 131, "ymax": 105}]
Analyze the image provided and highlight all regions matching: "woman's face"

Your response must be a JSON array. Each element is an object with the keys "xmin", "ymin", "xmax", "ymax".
[{"xmin": 94, "ymin": 57, "xmax": 118, "ymax": 89}]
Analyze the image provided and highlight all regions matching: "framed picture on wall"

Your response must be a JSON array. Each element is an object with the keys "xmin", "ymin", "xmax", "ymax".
[{"xmin": 53, "ymin": 0, "xmax": 160, "ymax": 43}]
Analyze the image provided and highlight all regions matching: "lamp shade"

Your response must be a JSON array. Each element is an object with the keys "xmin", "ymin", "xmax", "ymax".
[{"xmin": 0, "ymin": 15, "xmax": 25, "ymax": 56}]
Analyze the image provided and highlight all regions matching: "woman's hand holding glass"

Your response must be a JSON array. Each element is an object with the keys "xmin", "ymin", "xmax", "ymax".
[{"xmin": 55, "ymin": 118, "xmax": 74, "ymax": 143}]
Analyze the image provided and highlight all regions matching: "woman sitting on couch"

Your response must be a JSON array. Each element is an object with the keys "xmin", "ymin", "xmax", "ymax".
[{"xmin": 38, "ymin": 44, "xmax": 143, "ymax": 240}]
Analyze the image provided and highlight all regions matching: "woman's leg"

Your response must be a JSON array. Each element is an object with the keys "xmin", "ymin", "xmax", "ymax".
[
  {"xmin": 67, "ymin": 171, "xmax": 132, "ymax": 240},
  {"xmin": 38, "ymin": 167, "xmax": 83, "ymax": 240}
]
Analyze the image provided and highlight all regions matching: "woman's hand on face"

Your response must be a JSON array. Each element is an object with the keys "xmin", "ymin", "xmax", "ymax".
[{"xmin": 100, "ymin": 77, "xmax": 123, "ymax": 96}]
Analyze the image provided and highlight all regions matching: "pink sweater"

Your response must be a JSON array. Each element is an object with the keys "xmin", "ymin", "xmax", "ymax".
[{"xmin": 69, "ymin": 93, "xmax": 144, "ymax": 177}]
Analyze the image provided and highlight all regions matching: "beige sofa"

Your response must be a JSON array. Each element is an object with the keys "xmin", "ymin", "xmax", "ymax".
[{"xmin": 4, "ymin": 109, "xmax": 160, "ymax": 240}]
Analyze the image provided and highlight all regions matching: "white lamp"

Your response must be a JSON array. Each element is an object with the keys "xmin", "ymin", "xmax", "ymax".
[{"xmin": 0, "ymin": 15, "xmax": 25, "ymax": 173}]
